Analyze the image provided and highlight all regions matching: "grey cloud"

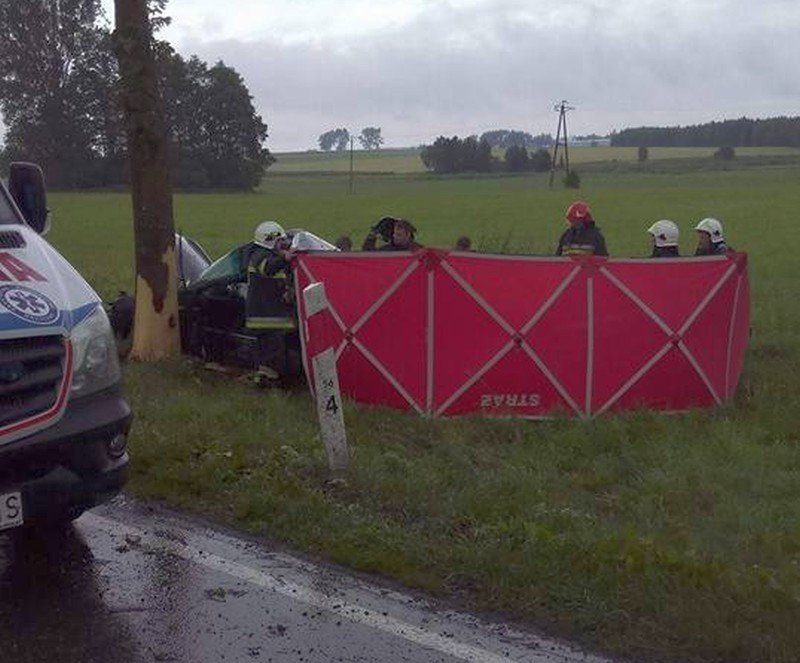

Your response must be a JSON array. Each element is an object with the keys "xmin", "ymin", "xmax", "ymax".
[{"xmin": 174, "ymin": 1, "xmax": 800, "ymax": 150}]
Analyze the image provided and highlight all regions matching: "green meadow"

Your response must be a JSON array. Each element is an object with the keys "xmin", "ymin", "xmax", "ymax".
[{"xmin": 46, "ymin": 151, "xmax": 800, "ymax": 663}]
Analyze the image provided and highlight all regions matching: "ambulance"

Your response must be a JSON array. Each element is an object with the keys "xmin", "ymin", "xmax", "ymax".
[{"xmin": 0, "ymin": 162, "xmax": 131, "ymax": 532}]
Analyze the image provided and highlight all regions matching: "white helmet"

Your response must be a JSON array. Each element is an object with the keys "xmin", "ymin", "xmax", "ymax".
[
  {"xmin": 647, "ymin": 219, "xmax": 679, "ymax": 247},
  {"xmin": 694, "ymin": 217, "xmax": 724, "ymax": 243},
  {"xmin": 254, "ymin": 220, "xmax": 286, "ymax": 249}
]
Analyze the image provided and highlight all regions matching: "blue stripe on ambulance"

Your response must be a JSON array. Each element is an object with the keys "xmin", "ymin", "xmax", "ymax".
[{"xmin": 0, "ymin": 301, "xmax": 98, "ymax": 334}]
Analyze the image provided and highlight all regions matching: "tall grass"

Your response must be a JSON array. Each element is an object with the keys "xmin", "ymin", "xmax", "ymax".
[{"xmin": 47, "ymin": 162, "xmax": 800, "ymax": 663}]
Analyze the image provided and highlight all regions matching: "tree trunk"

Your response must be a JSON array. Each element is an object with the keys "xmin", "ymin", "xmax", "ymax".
[{"xmin": 113, "ymin": 0, "xmax": 180, "ymax": 360}]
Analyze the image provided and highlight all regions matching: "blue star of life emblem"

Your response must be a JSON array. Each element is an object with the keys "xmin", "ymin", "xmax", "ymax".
[{"xmin": 0, "ymin": 285, "xmax": 59, "ymax": 325}]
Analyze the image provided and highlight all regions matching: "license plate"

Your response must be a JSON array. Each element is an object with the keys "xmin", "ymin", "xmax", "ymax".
[{"xmin": 0, "ymin": 491, "xmax": 23, "ymax": 531}]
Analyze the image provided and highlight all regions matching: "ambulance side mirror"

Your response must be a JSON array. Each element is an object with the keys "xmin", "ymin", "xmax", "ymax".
[{"xmin": 8, "ymin": 162, "xmax": 51, "ymax": 235}]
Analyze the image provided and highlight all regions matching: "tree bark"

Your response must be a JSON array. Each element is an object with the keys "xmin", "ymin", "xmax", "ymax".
[{"xmin": 113, "ymin": 0, "xmax": 180, "ymax": 359}]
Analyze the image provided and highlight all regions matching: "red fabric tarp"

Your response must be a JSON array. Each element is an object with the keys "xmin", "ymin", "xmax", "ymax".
[{"xmin": 295, "ymin": 250, "xmax": 750, "ymax": 418}]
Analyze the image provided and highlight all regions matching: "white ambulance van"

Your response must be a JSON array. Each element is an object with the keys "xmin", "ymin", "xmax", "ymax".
[{"xmin": 0, "ymin": 162, "xmax": 131, "ymax": 532}]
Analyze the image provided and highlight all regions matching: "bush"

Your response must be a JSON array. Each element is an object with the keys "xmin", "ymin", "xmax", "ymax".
[
  {"xmin": 564, "ymin": 169, "xmax": 581, "ymax": 189},
  {"xmin": 714, "ymin": 146, "xmax": 736, "ymax": 160}
]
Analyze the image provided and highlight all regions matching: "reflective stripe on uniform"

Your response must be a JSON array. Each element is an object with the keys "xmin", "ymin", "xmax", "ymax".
[
  {"xmin": 248, "ymin": 263, "xmax": 288, "ymax": 278},
  {"xmin": 245, "ymin": 317, "xmax": 297, "ymax": 330},
  {"xmin": 561, "ymin": 245, "xmax": 597, "ymax": 255}
]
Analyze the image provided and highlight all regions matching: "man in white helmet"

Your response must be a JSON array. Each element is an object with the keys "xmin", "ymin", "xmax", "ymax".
[
  {"xmin": 245, "ymin": 220, "xmax": 295, "ymax": 328},
  {"xmin": 647, "ymin": 219, "xmax": 680, "ymax": 258},
  {"xmin": 694, "ymin": 217, "xmax": 731, "ymax": 255},
  {"xmin": 244, "ymin": 221, "xmax": 297, "ymax": 383},
  {"xmin": 253, "ymin": 220, "xmax": 286, "ymax": 250}
]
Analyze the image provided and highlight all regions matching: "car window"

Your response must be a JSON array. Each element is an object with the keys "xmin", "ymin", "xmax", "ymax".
[{"xmin": 193, "ymin": 245, "xmax": 247, "ymax": 286}]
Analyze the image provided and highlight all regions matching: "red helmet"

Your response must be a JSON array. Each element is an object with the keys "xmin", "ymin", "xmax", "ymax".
[{"xmin": 565, "ymin": 201, "xmax": 592, "ymax": 225}]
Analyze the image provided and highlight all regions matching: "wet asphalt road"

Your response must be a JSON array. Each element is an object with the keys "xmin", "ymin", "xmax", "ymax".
[{"xmin": 0, "ymin": 498, "xmax": 612, "ymax": 663}]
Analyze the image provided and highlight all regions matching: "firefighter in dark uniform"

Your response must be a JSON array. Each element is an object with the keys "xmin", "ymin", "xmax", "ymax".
[
  {"xmin": 647, "ymin": 219, "xmax": 680, "ymax": 257},
  {"xmin": 694, "ymin": 217, "xmax": 732, "ymax": 255},
  {"xmin": 245, "ymin": 221, "xmax": 296, "ymax": 381},
  {"xmin": 555, "ymin": 201, "xmax": 609, "ymax": 256},
  {"xmin": 362, "ymin": 216, "xmax": 422, "ymax": 251}
]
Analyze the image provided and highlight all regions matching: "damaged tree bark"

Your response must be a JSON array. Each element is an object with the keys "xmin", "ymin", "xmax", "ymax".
[{"xmin": 112, "ymin": 0, "xmax": 180, "ymax": 359}]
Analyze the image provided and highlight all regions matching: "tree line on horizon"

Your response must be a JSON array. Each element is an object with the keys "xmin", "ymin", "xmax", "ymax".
[
  {"xmin": 478, "ymin": 129, "xmax": 553, "ymax": 149},
  {"xmin": 611, "ymin": 116, "xmax": 800, "ymax": 148},
  {"xmin": 0, "ymin": 0, "xmax": 273, "ymax": 190}
]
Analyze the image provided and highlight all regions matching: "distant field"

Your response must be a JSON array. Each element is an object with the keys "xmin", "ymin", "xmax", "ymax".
[
  {"xmin": 270, "ymin": 145, "xmax": 800, "ymax": 174},
  {"xmin": 271, "ymin": 147, "xmax": 424, "ymax": 173}
]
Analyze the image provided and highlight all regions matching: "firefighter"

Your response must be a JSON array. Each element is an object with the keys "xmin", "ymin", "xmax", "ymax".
[
  {"xmin": 555, "ymin": 201, "xmax": 609, "ymax": 256},
  {"xmin": 362, "ymin": 216, "xmax": 422, "ymax": 251},
  {"xmin": 647, "ymin": 219, "xmax": 680, "ymax": 257},
  {"xmin": 245, "ymin": 221, "xmax": 297, "ymax": 382},
  {"xmin": 694, "ymin": 217, "xmax": 732, "ymax": 255},
  {"xmin": 334, "ymin": 235, "xmax": 352, "ymax": 251}
]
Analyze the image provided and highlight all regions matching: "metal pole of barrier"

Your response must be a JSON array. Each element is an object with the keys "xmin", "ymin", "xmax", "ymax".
[{"xmin": 303, "ymin": 283, "xmax": 349, "ymax": 474}]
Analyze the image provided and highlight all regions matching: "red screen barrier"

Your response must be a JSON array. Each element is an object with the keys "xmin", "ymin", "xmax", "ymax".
[{"xmin": 295, "ymin": 250, "xmax": 750, "ymax": 418}]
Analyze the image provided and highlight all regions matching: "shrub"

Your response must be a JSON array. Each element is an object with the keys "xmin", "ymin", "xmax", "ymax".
[
  {"xmin": 564, "ymin": 169, "xmax": 581, "ymax": 189},
  {"xmin": 714, "ymin": 146, "xmax": 736, "ymax": 160}
]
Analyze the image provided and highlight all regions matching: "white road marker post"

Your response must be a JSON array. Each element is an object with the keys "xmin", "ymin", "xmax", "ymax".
[{"xmin": 303, "ymin": 283, "xmax": 349, "ymax": 474}]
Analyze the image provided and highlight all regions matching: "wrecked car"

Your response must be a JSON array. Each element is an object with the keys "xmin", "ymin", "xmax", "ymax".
[{"xmin": 109, "ymin": 230, "xmax": 337, "ymax": 385}]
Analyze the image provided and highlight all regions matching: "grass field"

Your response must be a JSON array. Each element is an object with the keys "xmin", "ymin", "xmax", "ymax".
[{"xmin": 46, "ymin": 156, "xmax": 800, "ymax": 663}]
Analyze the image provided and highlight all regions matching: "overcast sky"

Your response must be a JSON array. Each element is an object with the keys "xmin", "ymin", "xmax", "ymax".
[{"xmin": 102, "ymin": 0, "xmax": 799, "ymax": 152}]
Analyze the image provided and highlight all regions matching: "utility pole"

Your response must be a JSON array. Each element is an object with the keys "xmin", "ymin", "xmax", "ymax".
[
  {"xmin": 549, "ymin": 100, "xmax": 574, "ymax": 189},
  {"xmin": 348, "ymin": 135, "xmax": 354, "ymax": 194}
]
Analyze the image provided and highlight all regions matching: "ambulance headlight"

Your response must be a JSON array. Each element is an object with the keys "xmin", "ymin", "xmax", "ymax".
[{"xmin": 70, "ymin": 305, "xmax": 121, "ymax": 398}]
